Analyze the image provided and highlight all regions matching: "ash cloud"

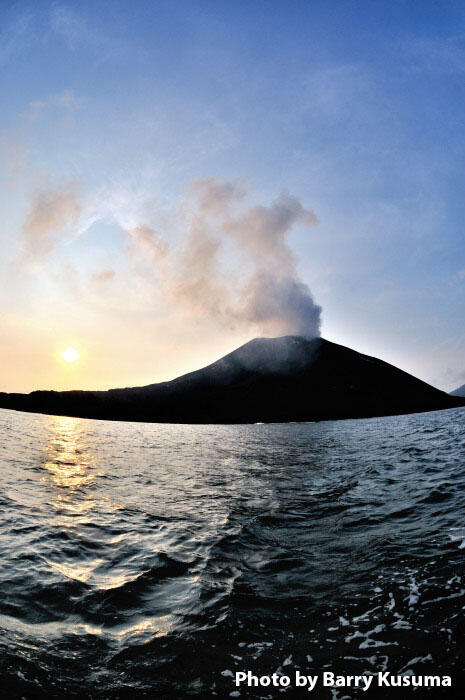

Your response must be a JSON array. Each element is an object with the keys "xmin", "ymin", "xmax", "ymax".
[{"xmin": 132, "ymin": 179, "xmax": 321, "ymax": 338}]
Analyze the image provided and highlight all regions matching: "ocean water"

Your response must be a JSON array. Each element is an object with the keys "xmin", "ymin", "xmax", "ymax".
[{"xmin": 0, "ymin": 406, "xmax": 464, "ymax": 698}]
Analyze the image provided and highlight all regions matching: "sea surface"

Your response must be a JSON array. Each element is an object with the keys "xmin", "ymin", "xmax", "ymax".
[{"xmin": 0, "ymin": 406, "xmax": 464, "ymax": 698}]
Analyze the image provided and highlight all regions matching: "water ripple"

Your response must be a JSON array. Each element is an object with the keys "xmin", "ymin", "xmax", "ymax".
[{"xmin": 0, "ymin": 407, "xmax": 464, "ymax": 697}]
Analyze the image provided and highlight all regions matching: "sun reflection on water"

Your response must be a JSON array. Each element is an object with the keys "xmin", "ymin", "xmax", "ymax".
[
  {"xmin": 41, "ymin": 416, "xmax": 132, "ymax": 593},
  {"xmin": 41, "ymin": 414, "xmax": 105, "ymax": 527},
  {"xmin": 38, "ymin": 416, "xmax": 180, "ymax": 641},
  {"xmin": 44, "ymin": 415, "xmax": 95, "ymax": 491}
]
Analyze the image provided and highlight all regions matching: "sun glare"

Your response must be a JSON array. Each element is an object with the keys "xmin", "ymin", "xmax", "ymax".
[{"xmin": 62, "ymin": 347, "xmax": 80, "ymax": 363}]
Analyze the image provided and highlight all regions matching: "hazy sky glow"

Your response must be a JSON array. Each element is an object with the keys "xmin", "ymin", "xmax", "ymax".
[{"xmin": 1, "ymin": 0, "xmax": 464, "ymax": 393}]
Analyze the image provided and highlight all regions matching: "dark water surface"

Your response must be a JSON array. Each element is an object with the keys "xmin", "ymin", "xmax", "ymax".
[{"xmin": 0, "ymin": 406, "xmax": 464, "ymax": 698}]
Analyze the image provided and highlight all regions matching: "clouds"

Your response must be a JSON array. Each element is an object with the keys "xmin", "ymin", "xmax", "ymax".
[
  {"xmin": 90, "ymin": 269, "xmax": 115, "ymax": 284},
  {"xmin": 25, "ymin": 89, "xmax": 82, "ymax": 121},
  {"xmin": 0, "ymin": 11, "xmax": 34, "ymax": 68},
  {"xmin": 49, "ymin": 5, "xmax": 103, "ymax": 51},
  {"xmin": 127, "ymin": 225, "xmax": 168, "ymax": 263},
  {"xmin": 21, "ymin": 182, "xmax": 81, "ymax": 258},
  {"xmin": 17, "ymin": 174, "xmax": 321, "ymax": 338},
  {"xmin": 403, "ymin": 34, "xmax": 465, "ymax": 75}
]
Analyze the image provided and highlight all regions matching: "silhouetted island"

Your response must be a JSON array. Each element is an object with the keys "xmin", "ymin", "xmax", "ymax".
[{"xmin": 0, "ymin": 336, "xmax": 463, "ymax": 423}]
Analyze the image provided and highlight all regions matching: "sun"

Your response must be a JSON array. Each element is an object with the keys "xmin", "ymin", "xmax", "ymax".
[{"xmin": 62, "ymin": 347, "xmax": 80, "ymax": 363}]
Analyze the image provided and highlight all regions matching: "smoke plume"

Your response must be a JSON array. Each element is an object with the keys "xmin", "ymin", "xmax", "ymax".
[
  {"xmin": 131, "ymin": 179, "xmax": 321, "ymax": 338},
  {"xmin": 19, "ymin": 176, "xmax": 321, "ymax": 338}
]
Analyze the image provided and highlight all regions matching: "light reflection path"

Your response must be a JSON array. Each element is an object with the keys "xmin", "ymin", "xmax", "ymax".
[
  {"xmin": 41, "ymin": 416, "xmax": 107, "ymax": 593},
  {"xmin": 37, "ymin": 416, "xmax": 185, "ymax": 643},
  {"xmin": 43, "ymin": 415, "xmax": 96, "ymax": 498}
]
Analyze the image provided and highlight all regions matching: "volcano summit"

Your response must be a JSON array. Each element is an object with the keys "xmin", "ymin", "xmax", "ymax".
[{"xmin": 0, "ymin": 336, "xmax": 462, "ymax": 423}]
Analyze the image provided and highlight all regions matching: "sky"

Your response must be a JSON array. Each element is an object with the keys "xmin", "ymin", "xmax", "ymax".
[{"xmin": 0, "ymin": 0, "xmax": 464, "ymax": 393}]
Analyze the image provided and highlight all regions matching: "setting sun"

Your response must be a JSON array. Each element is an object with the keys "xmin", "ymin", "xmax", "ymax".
[{"xmin": 62, "ymin": 347, "xmax": 80, "ymax": 363}]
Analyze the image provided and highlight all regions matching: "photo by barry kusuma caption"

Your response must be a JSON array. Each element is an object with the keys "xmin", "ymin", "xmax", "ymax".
[{"xmin": 232, "ymin": 671, "xmax": 453, "ymax": 692}]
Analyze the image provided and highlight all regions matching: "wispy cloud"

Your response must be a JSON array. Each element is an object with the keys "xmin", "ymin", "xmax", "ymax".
[
  {"xmin": 50, "ymin": 5, "xmax": 99, "ymax": 49},
  {"xmin": 0, "ymin": 135, "xmax": 28, "ymax": 175},
  {"xmin": 21, "ymin": 182, "xmax": 82, "ymax": 259},
  {"xmin": 24, "ymin": 89, "xmax": 83, "ymax": 121},
  {"xmin": 49, "ymin": 4, "xmax": 123, "ymax": 61},
  {"xmin": 90, "ymin": 269, "xmax": 115, "ymax": 284},
  {"xmin": 127, "ymin": 225, "xmax": 169, "ymax": 264},
  {"xmin": 306, "ymin": 64, "xmax": 374, "ymax": 122},
  {"xmin": 403, "ymin": 34, "xmax": 465, "ymax": 74},
  {"xmin": 0, "ymin": 12, "xmax": 34, "ymax": 67}
]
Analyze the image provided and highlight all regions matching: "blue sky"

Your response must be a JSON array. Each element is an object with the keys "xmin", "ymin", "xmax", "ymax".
[{"xmin": 0, "ymin": 0, "xmax": 464, "ymax": 392}]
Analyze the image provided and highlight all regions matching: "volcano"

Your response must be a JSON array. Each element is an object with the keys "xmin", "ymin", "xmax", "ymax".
[{"xmin": 0, "ymin": 336, "xmax": 462, "ymax": 423}]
